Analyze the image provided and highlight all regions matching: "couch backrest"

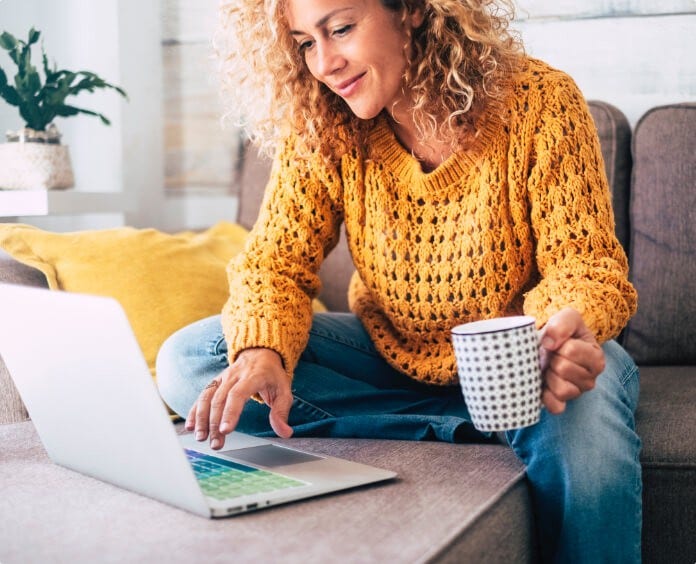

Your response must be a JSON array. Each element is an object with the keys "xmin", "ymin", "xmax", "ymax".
[
  {"xmin": 622, "ymin": 103, "xmax": 696, "ymax": 365},
  {"xmin": 587, "ymin": 101, "xmax": 632, "ymax": 254}
]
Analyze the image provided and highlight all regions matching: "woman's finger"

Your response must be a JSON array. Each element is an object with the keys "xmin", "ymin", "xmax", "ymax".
[
  {"xmin": 546, "ymin": 352, "xmax": 596, "ymax": 394},
  {"xmin": 216, "ymin": 378, "xmax": 260, "ymax": 442},
  {"xmin": 185, "ymin": 402, "xmax": 197, "ymax": 432},
  {"xmin": 542, "ymin": 387, "xmax": 567, "ymax": 414},
  {"xmin": 268, "ymin": 388, "xmax": 294, "ymax": 438},
  {"xmin": 193, "ymin": 377, "xmax": 221, "ymax": 441},
  {"xmin": 544, "ymin": 369, "xmax": 583, "ymax": 402},
  {"xmin": 208, "ymin": 373, "xmax": 239, "ymax": 449}
]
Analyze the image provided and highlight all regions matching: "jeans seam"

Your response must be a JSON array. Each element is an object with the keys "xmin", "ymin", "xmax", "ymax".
[
  {"xmin": 619, "ymin": 362, "xmax": 638, "ymax": 389},
  {"xmin": 291, "ymin": 393, "xmax": 335, "ymax": 419},
  {"xmin": 211, "ymin": 336, "xmax": 227, "ymax": 357}
]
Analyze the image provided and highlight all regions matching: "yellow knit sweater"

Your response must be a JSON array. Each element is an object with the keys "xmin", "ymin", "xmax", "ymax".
[{"xmin": 222, "ymin": 58, "xmax": 637, "ymax": 386}]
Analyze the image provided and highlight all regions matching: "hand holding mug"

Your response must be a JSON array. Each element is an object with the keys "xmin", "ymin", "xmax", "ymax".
[
  {"xmin": 537, "ymin": 307, "xmax": 605, "ymax": 415},
  {"xmin": 451, "ymin": 307, "xmax": 605, "ymax": 432}
]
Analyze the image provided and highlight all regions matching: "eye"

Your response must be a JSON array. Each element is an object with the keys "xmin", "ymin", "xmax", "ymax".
[
  {"xmin": 332, "ymin": 24, "xmax": 352, "ymax": 37},
  {"xmin": 298, "ymin": 38, "xmax": 315, "ymax": 53}
]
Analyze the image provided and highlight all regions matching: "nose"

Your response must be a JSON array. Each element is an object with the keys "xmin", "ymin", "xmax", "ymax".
[{"xmin": 314, "ymin": 39, "xmax": 344, "ymax": 78}]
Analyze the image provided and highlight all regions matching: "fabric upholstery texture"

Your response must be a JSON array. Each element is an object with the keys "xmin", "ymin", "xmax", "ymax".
[
  {"xmin": 0, "ymin": 421, "xmax": 532, "ymax": 563},
  {"xmin": 0, "ymin": 250, "xmax": 48, "ymax": 424},
  {"xmin": 587, "ymin": 100, "xmax": 632, "ymax": 253},
  {"xmin": 637, "ymin": 366, "xmax": 696, "ymax": 563},
  {"xmin": 622, "ymin": 103, "xmax": 696, "ymax": 364}
]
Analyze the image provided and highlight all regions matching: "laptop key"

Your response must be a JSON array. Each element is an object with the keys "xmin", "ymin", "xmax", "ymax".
[{"xmin": 185, "ymin": 449, "xmax": 306, "ymax": 500}]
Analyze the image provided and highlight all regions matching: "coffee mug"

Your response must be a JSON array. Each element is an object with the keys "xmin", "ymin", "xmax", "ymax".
[{"xmin": 451, "ymin": 315, "xmax": 542, "ymax": 432}]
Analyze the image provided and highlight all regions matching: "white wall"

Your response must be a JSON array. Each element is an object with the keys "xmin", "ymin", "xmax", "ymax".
[
  {"xmin": 0, "ymin": 0, "xmax": 164, "ymax": 230},
  {"xmin": 0, "ymin": 1, "xmax": 123, "ymax": 194}
]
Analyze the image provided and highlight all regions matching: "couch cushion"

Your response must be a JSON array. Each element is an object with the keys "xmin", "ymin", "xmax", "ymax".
[
  {"xmin": 0, "ymin": 421, "xmax": 534, "ymax": 562},
  {"xmin": 0, "ymin": 251, "xmax": 47, "ymax": 424},
  {"xmin": 0, "ymin": 249, "xmax": 48, "ymax": 288},
  {"xmin": 636, "ymin": 365, "xmax": 696, "ymax": 563},
  {"xmin": 623, "ymin": 103, "xmax": 696, "ymax": 364},
  {"xmin": 587, "ymin": 101, "xmax": 632, "ymax": 254}
]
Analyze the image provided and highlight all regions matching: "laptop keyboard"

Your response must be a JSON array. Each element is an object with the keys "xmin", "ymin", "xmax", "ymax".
[{"xmin": 185, "ymin": 449, "xmax": 306, "ymax": 500}]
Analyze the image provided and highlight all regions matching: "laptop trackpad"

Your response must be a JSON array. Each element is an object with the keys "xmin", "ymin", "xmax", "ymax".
[{"xmin": 221, "ymin": 445, "xmax": 322, "ymax": 467}]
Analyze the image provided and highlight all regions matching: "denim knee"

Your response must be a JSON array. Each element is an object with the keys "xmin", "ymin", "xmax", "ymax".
[
  {"xmin": 505, "ymin": 340, "xmax": 642, "ymax": 563},
  {"xmin": 156, "ymin": 315, "xmax": 228, "ymax": 418}
]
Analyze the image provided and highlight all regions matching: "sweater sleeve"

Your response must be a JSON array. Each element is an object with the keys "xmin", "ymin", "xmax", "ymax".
[
  {"xmin": 522, "ymin": 73, "xmax": 637, "ymax": 342},
  {"xmin": 221, "ymin": 138, "xmax": 344, "ymax": 378}
]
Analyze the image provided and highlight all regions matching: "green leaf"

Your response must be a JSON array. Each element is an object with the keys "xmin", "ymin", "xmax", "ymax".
[
  {"xmin": 17, "ymin": 98, "xmax": 46, "ymax": 130},
  {"xmin": 27, "ymin": 28, "xmax": 40, "ymax": 46},
  {"xmin": 0, "ymin": 31, "xmax": 18, "ymax": 51},
  {"xmin": 53, "ymin": 104, "xmax": 112, "ymax": 126},
  {"xmin": 0, "ymin": 83, "xmax": 22, "ymax": 107},
  {"xmin": 52, "ymin": 105, "xmax": 80, "ymax": 118},
  {"xmin": 71, "ymin": 71, "xmax": 128, "ymax": 100},
  {"xmin": 14, "ymin": 67, "xmax": 41, "ymax": 97},
  {"xmin": 1, "ymin": 27, "xmax": 127, "ymax": 129}
]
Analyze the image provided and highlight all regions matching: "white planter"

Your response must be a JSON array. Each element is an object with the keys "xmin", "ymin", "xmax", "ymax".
[{"xmin": 0, "ymin": 142, "xmax": 75, "ymax": 190}]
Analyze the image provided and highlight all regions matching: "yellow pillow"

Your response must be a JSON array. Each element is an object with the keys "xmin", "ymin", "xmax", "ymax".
[{"xmin": 0, "ymin": 222, "xmax": 326, "ymax": 382}]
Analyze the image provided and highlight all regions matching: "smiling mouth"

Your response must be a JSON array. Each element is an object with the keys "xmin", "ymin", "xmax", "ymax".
[{"xmin": 334, "ymin": 73, "xmax": 366, "ymax": 98}]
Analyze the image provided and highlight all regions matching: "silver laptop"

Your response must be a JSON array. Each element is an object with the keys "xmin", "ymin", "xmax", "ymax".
[{"xmin": 0, "ymin": 283, "xmax": 396, "ymax": 518}]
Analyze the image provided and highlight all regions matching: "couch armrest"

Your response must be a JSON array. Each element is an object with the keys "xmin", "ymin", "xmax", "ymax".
[
  {"xmin": 0, "ymin": 250, "xmax": 46, "ymax": 424},
  {"xmin": 0, "ymin": 358, "xmax": 28, "ymax": 424}
]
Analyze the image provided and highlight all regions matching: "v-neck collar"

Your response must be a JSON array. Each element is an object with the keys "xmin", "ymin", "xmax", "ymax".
[{"xmin": 366, "ymin": 112, "xmax": 504, "ymax": 195}]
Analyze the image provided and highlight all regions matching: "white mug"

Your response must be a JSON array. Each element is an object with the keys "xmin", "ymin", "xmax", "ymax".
[{"xmin": 451, "ymin": 315, "xmax": 542, "ymax": 432}]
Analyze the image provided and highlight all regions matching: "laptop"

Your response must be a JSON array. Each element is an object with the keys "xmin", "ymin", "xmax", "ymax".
[{"xmin": 0, "ymin": 283, "xmax": 396, "ymax": 518}]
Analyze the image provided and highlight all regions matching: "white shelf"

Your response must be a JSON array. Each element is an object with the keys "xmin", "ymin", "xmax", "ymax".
[{"xmin": 0, "ymin": 190, "xmax": 129, "ymax": 218}]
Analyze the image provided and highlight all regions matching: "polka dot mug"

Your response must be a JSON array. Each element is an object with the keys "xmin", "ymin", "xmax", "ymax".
[{"xmin": 451, "ymin": 316, "xmax": 542, "ymax": 432}]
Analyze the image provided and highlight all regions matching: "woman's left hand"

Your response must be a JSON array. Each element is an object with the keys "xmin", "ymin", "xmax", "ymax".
[{"xmin": 538, "ymin": 307, "xmax": 606, "ymax": 414}]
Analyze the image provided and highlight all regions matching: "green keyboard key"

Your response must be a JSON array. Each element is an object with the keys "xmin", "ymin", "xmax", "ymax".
[{"xmin": 185, "ymin": 449, "xmax": 307, "ymax": 500}]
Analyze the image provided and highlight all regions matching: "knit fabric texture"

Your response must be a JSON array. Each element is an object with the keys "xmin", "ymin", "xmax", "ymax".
[{"xmin": 222, "ymin": 58, "xmax": 637, "ymax": 386}]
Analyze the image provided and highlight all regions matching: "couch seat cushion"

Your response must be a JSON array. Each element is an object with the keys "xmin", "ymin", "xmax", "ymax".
[
  {"xmin": 636, "ymin": 365, "xmax": 696, "ymax": 563},
  {"xmin": 637, "ymin": 365, "xmax": 696, "ymax": 468},
  {"xmin": 0, "ymin": 421, "xmax": 535, "ymax": 563}
]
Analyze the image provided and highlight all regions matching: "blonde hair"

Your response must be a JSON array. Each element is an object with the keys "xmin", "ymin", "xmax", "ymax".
[{"xmin": 216, "ymin": 0, "xmax": 523, "ymax": 161}]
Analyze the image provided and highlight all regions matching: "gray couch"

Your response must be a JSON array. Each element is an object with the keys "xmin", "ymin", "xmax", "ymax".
[{"xmin": 1, "ymin": 101, "xmax": 694, "ymax": 563}]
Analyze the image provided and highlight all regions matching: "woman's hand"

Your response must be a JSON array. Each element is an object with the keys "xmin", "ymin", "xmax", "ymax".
[
  {"xmin": 185, "ymin": 348, "xmax": 294, "ymax": 450},
  {"xmin": 538, "ymin": 307, "xmax": 606, "ymax": 414}
]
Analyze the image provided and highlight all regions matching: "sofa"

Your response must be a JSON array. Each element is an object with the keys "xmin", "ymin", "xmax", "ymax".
[{"xmin": 1, "ymin": 101, "xmax": 694, "ymax": 563}]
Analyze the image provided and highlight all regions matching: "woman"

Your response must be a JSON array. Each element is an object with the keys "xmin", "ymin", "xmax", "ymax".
[{"xmin": 157, "ymin": 0, "xmax": 642, "ymax": 561}]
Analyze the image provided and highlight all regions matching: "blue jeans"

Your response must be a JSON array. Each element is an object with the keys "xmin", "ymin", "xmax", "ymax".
[{"xmin": 157, "ymin": 312, "xmax": 642, "ymax": 563}]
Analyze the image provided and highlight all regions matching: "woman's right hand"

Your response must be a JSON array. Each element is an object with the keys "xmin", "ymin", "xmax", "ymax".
[{"xmin": 184, "ymin": 348, "xmax": 293, "ymax": 450}]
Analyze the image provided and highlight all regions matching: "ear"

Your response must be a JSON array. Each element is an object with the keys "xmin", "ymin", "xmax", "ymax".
[{"xmin": 409, "ymin": 7, "xmax": 425, "ymax": 28}]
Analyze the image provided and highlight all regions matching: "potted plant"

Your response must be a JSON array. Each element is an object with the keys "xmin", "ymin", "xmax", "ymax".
[{"xmin": 0, "ymin": 28, "xmax": 127, "ymax": 190}]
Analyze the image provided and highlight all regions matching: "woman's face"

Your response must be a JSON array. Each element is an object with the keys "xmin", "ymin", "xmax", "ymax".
[{"xmin": 285, "ymin": 0, "xmax": 423, "ymax": 121}]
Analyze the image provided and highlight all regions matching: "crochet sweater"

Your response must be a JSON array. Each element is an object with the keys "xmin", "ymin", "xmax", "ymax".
[{"xmin": 222, "ymin": 58, "xmax": 637, "ymax": 386}]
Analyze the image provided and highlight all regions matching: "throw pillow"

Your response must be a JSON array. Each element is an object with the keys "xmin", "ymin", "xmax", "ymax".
[{"xmin": 0, "ymin": 222, "xmax": 326, "ymax": 383}]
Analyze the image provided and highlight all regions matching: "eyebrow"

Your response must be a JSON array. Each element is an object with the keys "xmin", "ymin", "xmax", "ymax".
[{"xmin": 289, "ymin": 7, "xmax": 354, "ymax": 35}]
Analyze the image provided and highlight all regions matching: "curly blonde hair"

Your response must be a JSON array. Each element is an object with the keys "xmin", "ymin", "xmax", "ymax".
[{"xmin": 216, "ymin": 0, "xmax": 523, "ymax": 161}]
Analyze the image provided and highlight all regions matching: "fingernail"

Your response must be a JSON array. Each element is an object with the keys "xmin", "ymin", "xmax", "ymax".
[
  {"xmin": 541, "ymin": 336, "xmax": 554, "ymax": 348},
  {"xmin": 195, "ymin": 431, "xmax": 205, "ymax": 441},
  {"xmin": 219, "ymin": 423, "xmax": 229, "ymax": 433},
  {"xmin": 211, "ymin": 438, "xmax": 221, "ymax": 449}
]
